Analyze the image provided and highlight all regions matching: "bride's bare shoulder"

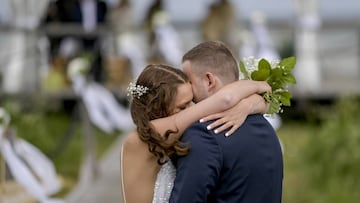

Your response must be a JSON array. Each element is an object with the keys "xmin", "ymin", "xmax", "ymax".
[
  {"xmin": 123, "ymin": 131, "xmax": 147, "ymax": 151},
  {"xmin": 123, "ymin": 131, "xmax": 138, "ymax": 143}
]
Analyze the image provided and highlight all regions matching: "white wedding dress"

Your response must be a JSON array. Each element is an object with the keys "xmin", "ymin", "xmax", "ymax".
[{"xmin": 152, "ymin": 157, "xmax": 176, "ymax": 203}]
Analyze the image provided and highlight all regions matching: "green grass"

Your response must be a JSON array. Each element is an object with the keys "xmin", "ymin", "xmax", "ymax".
[
  {"xmin": 278, "ymin": 121, "xmax": 316, "ymax": 203},
  {"xmin": 279, "ymin": 96, "xmax": 360, "ymax": 203}
]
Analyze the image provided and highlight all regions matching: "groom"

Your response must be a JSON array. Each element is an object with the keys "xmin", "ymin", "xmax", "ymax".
[{"xmin": 169, "ymin": 41, "xmax": 283, "ymax": 202}]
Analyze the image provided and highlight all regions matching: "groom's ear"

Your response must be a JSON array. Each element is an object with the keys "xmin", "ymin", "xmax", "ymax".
[{"xmin": 205, "ymin": 72, "xmax": 217, "ymax": 92}]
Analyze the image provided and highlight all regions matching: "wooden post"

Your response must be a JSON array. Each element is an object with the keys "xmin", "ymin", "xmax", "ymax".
[{"xmin": 78, "ymin": 100, "xmax": 98, "ymax": 186}]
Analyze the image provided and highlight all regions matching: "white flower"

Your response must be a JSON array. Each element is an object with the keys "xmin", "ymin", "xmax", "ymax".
[
  {"xmin": 67, "ymin": 57, "xmax": 90, "ymax": 80},
  {"xmin": 127, "ymin": 82, "xmax": 149, "ymax": 99},
  {"xmin": 240, "ymin": 56, "xmax": 281, "ymax": 80},
  {"xmin": 0, "ymin": 108, "xmax": 10, "ymax": 127},
  {"xmin": 239, "ymin": 56, "xmax": 259, "ymax": 79}
]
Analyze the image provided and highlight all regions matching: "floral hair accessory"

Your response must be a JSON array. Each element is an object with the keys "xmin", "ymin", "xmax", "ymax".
[{"xmin": 127, "ymin": 82, "xmax": 149, "ymax": 99}]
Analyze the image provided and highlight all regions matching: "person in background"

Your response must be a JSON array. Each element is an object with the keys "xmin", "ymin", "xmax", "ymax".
[
  {"xmin": 44, "ymin": 0, "xmax": 108, "ymax": 82},
  {"xmin": 201, "ymin": 0, "xmax": 240, "ymax": 56}
]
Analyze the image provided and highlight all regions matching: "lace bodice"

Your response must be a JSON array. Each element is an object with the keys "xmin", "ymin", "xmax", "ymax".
[{"xmin": 152, "ymin": 158, "xmax": 176, "ymax": 203}]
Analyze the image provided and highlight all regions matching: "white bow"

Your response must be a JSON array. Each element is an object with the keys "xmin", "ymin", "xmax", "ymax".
[
  {"xmin": 117, "ymin": 32, "xmax": 147, "ymax": 79},
  {"xmin": 78, "ymin": 79, "xmax": 134, "ymax": 133},
  {"xmin": 153, "ymin": 12, "xmax": 183, "ymax": 67},
  {"xmin": 0, "ymin": 127, "xmax": 63, "ymax": 203},
  {"xmin": 68, "ymin": 58, "xmax": 134, "ymax": 133}
]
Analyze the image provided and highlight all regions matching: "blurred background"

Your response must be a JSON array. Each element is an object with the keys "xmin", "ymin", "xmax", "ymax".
[{"xmin": 0, "ymin": 0, "xmax": 359, "ymax": 202}]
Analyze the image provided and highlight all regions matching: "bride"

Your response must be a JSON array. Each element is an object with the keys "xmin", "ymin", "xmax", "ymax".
[{"xmin": 121, "ymin": 64, "xmax": 270, "ymax": 203}]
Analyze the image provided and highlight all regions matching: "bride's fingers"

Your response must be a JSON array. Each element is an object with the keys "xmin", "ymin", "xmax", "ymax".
[
  {"xmin": 225, "ymin": 117, "xmax": 247, "ymax": 136},
  {"xmin": 258, "ymin": 81, "xmax": 272, "ymax": 93},
  {"xmin": 224, "ymin": 124, "xmax": 241, "ymax": 137},
  {"xmin": 213, "ymin": 121, "xmax": 233, "ymax": 134},
  {"xmin": 207, "ymin": 118, "xmax": 226, "ymax": 130},
  {"xmin": 200, "ymin": 113, "xmax": 224, "ymax": 123}
]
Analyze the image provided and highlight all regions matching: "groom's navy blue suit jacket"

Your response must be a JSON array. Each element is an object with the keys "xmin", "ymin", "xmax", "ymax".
[{"xmin": 169, "ymin": 114, "xmax": 283, "ymax": 203}]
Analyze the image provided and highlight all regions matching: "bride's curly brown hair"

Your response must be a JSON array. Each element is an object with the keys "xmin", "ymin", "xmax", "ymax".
[{"xmin": 129, "ymin": 64, "xmax": 190, "ymax": 165}]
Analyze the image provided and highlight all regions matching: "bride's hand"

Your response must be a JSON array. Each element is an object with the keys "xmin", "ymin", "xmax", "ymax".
[
  {"xmin": 256, "ymin": 81, "xmax": 272, "ymax": 94},
  {"xmin": 200, "ymin": 94, "xmax": 268, "ymax": 136}
]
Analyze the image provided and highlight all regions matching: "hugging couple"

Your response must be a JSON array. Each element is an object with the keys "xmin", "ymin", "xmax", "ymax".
[{"xmin": 121, "ymin": 40, "xmax": 283, "ymax": 203}]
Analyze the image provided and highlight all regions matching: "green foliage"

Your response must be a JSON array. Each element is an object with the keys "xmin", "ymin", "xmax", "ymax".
[
  {"xmin": 277, "ymin": 98, "xmax": 360, "ymax": 203},
  {"xmin": 251, "ymin": 59, "xmax": 271, "ymax": 81},
  {"xmin": 299, "ymin": 97, "xmax": 360, "ymax": 202},
  {"xmin": 239, "ymin": 56, "xmax": 297, "ymax": 114},
  {"xmin": 239, "ymin": 60, "xmax": 250, "ymax": 80}
]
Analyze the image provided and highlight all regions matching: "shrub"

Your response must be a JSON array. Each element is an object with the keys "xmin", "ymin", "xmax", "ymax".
[{"xmin": 301, "ymin": 97, "xmax": 360, "ymax": 202}]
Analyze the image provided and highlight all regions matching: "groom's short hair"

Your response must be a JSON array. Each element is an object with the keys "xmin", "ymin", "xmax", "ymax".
[{"xmin": 182, "ymin": 40, "xmax": 239, "ymax": 83}]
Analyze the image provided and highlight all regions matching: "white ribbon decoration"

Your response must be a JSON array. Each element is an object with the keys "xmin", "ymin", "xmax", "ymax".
[
  {"xmin": 68, "ymin": 58, "xmax": 134, "ymax": 133},
  {"xmin": 80, "ymin": 0, "xmax": 97, "ymax": 32},
  {"xmin": 117, "ymin": 32, "xmax": 147, "ymax": 79},
  {"xmin": 153, "ymin": 12, "xmax": 183, "ymax": 67},
  {"xmin": 0, "ymin": 127, "xmax": 64, "ymax": 203},
  {"xmin": 13, "ymin": 139, "xmax": 62, "ymax": 195},
  {"xmin": 79, "ymin": 81, "xmax": 134, "ymax": 133}
]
